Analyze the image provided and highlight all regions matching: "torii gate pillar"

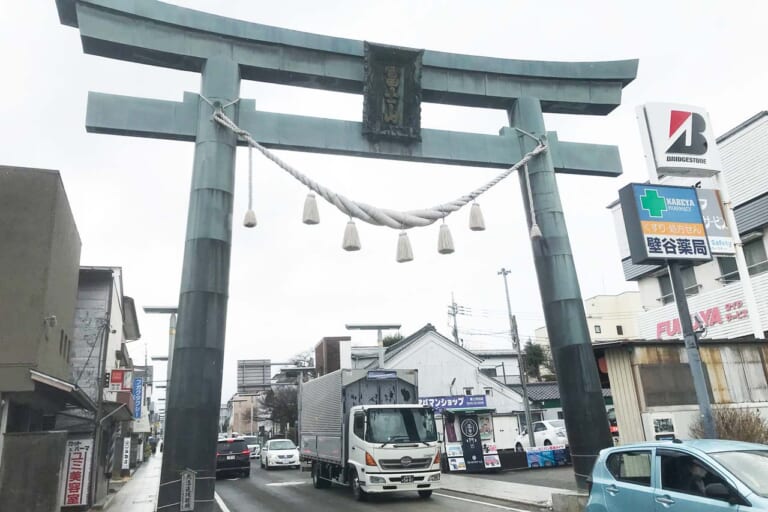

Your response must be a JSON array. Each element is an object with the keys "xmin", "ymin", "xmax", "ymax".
[
  {"xmin": 510, "ymin": 97, "xmax": 613, "ymax": 486},
  {"xmin": 158, "ymin": 56, "xmax": 240, "ymax": 509}
]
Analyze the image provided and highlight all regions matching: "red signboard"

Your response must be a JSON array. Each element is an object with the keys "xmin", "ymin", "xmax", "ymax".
[
  {"xmin": 656, "ymin": 301, "xmax": 749, "ymax": 338},
  {"xmin": 109, "ymin": 369, "xmax": 132, "ymax": 391}
]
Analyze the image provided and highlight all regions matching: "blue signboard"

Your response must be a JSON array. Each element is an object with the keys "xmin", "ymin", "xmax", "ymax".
[
  {"xmin": 132, "ymin": 377, "xmax": 143, "ymax": 419},
  {"xmin": 619, "ymin": 183, "xmax": 711, "ymax": 265},
  {"xmin": 418, "ymin": 395, "xmax": 486, "ymax": 413}
]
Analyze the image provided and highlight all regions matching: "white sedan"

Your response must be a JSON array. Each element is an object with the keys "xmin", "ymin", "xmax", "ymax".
[
  {"xmin": 260, "ymin": 439, "xmax": 300, "ymax": 470},
  {"xmin": 515, "ymin": 420, "xmax": 568, "ymax": 451}
]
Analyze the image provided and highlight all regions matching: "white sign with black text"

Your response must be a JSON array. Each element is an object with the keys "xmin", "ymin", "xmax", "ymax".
[{"xmin": 121, "ymin": 437, "xmax": 131, "ymax": 470}]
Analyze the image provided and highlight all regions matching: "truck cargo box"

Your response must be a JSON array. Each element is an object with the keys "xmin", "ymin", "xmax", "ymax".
[{"xmin": 299, "ymin": 369, "xmax": 418, "ymax": 465}]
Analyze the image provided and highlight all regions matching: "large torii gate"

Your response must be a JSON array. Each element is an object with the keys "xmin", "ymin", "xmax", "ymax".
[{"xmin": 57, "ymin": 1, "xmax": 637, "ymax": 509}]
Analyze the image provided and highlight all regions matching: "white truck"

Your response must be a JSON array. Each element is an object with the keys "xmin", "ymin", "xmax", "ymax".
[{"xmin": 299, "ymin": 369, "xmax": 441, "ymax": 500}]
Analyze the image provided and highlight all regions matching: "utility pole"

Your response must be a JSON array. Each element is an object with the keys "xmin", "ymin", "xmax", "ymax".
[
  {"xmin": 499, "ymin": 268, "xmax": 535, "ymax": 448},
  {"xmin": 668, "ymin": 262, "xmax": 717, "ymax": 438},
  {"xmin": 450, "ymin": 293, "xmax": 460, "ymax": 345}
]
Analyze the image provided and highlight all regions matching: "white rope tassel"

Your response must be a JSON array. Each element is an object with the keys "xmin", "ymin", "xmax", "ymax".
[
  {"xmin": 469, "ymin": 202, "xmax": 485, "ymax": 231},
  {"xmin": 524, "ymin": 164, "xmax": 542, "ymax": 239},
  {"xmin": 303, "ymin": 193, "xmax": 320, "ymax": 225},
  {"xmin": 342, "ymin": 219, "xmax": 361, "ymax": 251},
  {"xmin": 243, "ymin": 143, "xmax": 257, "ymax": 228},
  {"xmin": 438, "ymin": 223, "xmax": 455, "ymax": 254},
  {"xmin": 396, "ymin": 231, "xmax": 414, "ymax": 263}
]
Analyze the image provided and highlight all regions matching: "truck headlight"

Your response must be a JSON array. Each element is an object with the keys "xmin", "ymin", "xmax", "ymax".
[
  {"xmin": 428, "ymin": 473, "xmax": 440, "ymax": 482},
  {"xmin": 369, "ymin": 476, "xmax": 386, "ymax": 484}
]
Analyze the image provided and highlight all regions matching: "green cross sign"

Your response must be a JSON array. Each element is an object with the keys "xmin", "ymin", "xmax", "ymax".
[{"xmin": 640, "ymin": 189, "xmax": 667, "ymax": 218}]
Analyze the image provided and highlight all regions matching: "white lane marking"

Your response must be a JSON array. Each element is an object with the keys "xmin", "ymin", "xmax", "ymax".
[
  {"xmin": 214, "ymin": 492, "xmax": 232, "ymax": 512},
  {"xmin": 266, "ymin": 481, "xmax": 309, "ymax": 486},
  {"xmin": 433, "ymin": 492, "xmax": 532, "ymax": 512}
]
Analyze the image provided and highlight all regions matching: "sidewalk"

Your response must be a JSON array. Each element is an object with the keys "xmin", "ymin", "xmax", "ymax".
[
  {"xmin": 98, "ymin": 453, "xmax": 162, "ymax": 512},
  {"xmin": 441, "ymin": 472, "xmax": 578, "ymax": 509}
]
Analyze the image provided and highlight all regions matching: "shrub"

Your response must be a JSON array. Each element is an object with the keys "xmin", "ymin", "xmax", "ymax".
[{"xmin": 689, "ymin": 407, "xmax": 768, "ymax": 444}]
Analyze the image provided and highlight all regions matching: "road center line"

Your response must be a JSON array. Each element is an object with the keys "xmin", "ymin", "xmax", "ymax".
[
  {"xmin": 214, "ymin": 492, "xmax": 232, "ymax": 512},
  {"xmin": 433, "ymin": 492, "xmax": 532, "ymax": 512}
]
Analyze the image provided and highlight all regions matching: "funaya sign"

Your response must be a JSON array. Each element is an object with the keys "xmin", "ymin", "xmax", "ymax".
[{"xmin": 656, "ymin": 300, "xmax": 749, "ymax": 338}]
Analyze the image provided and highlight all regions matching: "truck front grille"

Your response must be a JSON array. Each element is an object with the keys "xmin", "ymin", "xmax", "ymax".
[{"xmin": 378, "ymin": 458, "xmax": 431, "ymax": 470}]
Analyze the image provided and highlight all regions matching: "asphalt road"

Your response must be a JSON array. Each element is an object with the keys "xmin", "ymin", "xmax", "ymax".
[{"xmin": 214, "ymin": 459, "xmax": 542, "ymax": 512}]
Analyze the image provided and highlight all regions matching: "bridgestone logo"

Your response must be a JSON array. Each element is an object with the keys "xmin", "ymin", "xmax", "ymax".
[{"xmin": 667, "ymin": 155, "xmax": 706, "ymax": 164}]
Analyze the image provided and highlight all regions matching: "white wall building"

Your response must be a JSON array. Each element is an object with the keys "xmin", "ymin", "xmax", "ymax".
[{"xmin": 609, "ymin": 111, "xmax": 768, "ymax": 341}]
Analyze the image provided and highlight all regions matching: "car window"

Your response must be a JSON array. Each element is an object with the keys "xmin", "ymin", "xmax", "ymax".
[
  {"xmin": 242, "ymin": 436, "xmax": 258, "ymax": 444},
  {"xmin": 549, "ymin": 420, "xmax": 565, "ymax": 429},
  {"xmin": 534, "ymin": 423, "xmax": 546, "ymax": 432},
  {"xmin": 710, "ymin": 450, "xmax": 768, "ymax": 498},
  {"xmin": 269, "ymin": 440, "xmax": 296, "ymax": 450},
  {"xmin": 217, "ymin": 440, "xmax": 248, "ymax": 454},
  {"xmin": 659, "ymin": 451, "xmax": 730, "ymax": 499},
  {"xmin": 606, "ymin": 451, "xmax": 652, "ymax": 487},
  {"xmin": 353, "ymin": 412, "xmax": 365, "ymax": 439}
]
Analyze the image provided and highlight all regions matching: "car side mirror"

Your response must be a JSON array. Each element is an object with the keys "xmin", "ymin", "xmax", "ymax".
[{"xmin": 705, "ymin": 483, "xmax": 732, "ymax": 501}]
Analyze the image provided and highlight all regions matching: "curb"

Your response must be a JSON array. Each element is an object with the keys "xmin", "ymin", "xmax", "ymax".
[{"xmin": 439, "ymin": 486, "xmax": 552, "ymax": 509}]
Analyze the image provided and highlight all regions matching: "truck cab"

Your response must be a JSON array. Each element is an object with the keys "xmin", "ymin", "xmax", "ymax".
[{"xmin": 346, "ymin": 404, "xmax": 441, "ymax": 498}]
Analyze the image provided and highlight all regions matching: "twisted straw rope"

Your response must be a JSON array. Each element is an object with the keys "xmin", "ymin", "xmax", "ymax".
[{"xmin": 212, "ymin": 109, "xmax": 547, "ymax": 230}]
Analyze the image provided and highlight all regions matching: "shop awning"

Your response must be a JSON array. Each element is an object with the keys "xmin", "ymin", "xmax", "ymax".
[
  {"xmin": 101, "ymin": 401, "xmax": 134, "ymax": 423},
  {"xmin": 29, "ymin": 369, "xmax": 97, "ymax": 412},
  {"xmin": 443, "ymin": 408, "xmax": 496, "ymax": 415}
]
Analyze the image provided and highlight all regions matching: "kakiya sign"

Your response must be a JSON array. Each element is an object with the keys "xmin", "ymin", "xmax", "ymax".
[
  {"xmin": 637, "ymin": 103, "xmax": 723, "ymax": 179},
  {"xmin": 619, "ymin": 183, "xmax": 711, "ymax": 265},
  {"xmin": 656, "ymin": 300, "xmax": 749, "ymax": 338}
]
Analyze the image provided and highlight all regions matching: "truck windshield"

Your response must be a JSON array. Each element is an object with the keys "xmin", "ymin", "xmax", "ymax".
[{"xmin": 366, "ymin": 408, "xmax": 437, "ymax": 444}]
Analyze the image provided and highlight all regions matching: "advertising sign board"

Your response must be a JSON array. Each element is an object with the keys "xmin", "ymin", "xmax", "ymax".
[
  {"xmin": 61, "ymin": 438, "xmax": 93, "ymax": 507},
  {"xmin": 637, "ymin": 103, "xmax": 722, "ymax": 179},
  {"xmin": 121, "ymin": 437, "xmax": 131, "ymax": 470},
  {"xmin": 697, "ymin": 188, "xmax": 734, "ymax": 254},
  {"xmin": 418, "ymin": 395, "xmax": 486, "ymax": 414},
  {"xmin": 132, "ymin": 377, "xmax": 143, "ymax": 419},
  {"xmin": 110, "ymin": 369, "xmax": 132, "ymax": 391},
  {"xmin": 619, "ymin": 183, "xmax": 711, "ymax": 265}
]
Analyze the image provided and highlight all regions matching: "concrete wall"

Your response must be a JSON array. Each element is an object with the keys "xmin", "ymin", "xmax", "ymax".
[
  {"xmin": 71, "ymin": 270, "xmax": 113, "ymax": 402},
  {"xmin": 0, "ymin": 431, "xmax": 67, "ymax": 512},
  {"xmin": 0, "ymin": 166, "xmax": 81, "ymax": 389}
]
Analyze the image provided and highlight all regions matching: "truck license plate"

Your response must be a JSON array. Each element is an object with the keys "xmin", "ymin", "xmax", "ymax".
[
  {"xmin": 226, "ymin": 455, "xmax": 235, "ymax": 460},
  {"xmin": 401, "ymin": 475, "xmax": 413, "ymax": 483}
]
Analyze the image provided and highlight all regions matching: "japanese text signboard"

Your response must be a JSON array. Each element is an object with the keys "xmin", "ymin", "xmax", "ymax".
[
  {"xmin": 61, "ymin": 438, "xmax": 93, "ymax": 507},
  {"xmin": 418, "ymin": 395, "xmax": 486, "ymax": 414},
  {"xmin": 121, "ymin": 437, "xmax": 131, "ymax": 470},
  {"xmin": 619, "ymin": 183, "xmax": 711, "ymax": 265},
  {"xmin": 697, "ymin": 188, "xmax": 734, "ymax": 254},
  {"xmin": 132, "ymin": 377, "xmax": 143, "ymax": 419},
  {"xmin": 180, "ymin": 469, "xmax": 196, "ymax": 511},
  {"xmin": 109, "ymin": 369, "xmax": 132, "ymax": 391}
]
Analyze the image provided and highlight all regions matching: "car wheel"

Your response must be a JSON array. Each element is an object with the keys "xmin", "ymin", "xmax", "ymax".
[
  {"xmin": 351, "ymin": 469, "xmax": 367, "ymax": 501},
  {"xmin": 515, "ymin": 443, "xmax": 524, "ymax": 452},
  {"xmin": 312, "ymin": 462, "xmax": 329, "ymax": 489},
  {"xmin": 265, "ymin": 459, "xmax": 271, "ymax": 470},
  {"xmin": 418, "ymin": 490, "xmax": 433, "ymax": 499},
  {"xmin": 544, "ymin": 440, "xmax": 552, "ymax": 446}
]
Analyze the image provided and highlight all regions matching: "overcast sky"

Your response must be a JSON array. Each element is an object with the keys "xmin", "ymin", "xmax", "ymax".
[{"xmin": 2, "ymin": 1, "xmax": 766, "ymax": 404}]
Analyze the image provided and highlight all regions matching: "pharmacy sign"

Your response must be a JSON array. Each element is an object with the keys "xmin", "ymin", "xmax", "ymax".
[{"xmin": 619, "ymin": 183, "xmax": 711, "ymax": 265}]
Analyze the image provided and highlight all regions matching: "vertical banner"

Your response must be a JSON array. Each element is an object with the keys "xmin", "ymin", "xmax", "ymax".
[
  {"xmin": 121, "ymin": 437, "xmax": 131, "ymax": 470},
  {"xmin": 62, "ymin": 438, "xmax": 93, "ymax": 507},
  {"xmin": 459, "ymin": 415, "xmax": 485, "ymax": 472},
  {"xmin": 180, "ymin": 469, "xmax": 196, "ymax": 511},
  {"xmin": 132, "ymin": 377, "xmax": 143, "ymax": 419}
]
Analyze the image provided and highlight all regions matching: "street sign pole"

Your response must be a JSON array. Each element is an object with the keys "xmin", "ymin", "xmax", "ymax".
[{"xmin": 667, "ymin": 261, "xmax": 717, "ymax": 438}]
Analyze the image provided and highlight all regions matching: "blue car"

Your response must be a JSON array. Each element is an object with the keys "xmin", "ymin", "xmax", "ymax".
[{"xmin": 586, "ymin": 439, "xmax": 768, "ymax": 511}]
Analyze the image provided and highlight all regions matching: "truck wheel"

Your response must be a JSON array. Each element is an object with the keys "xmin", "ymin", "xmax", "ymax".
[
  {"xmin": 351, "ymin": 469, "xmax": 367, "ymax": 501},
  {"xmin": 418, "ymin": 490, "xmax": 433, "ymax": 499},
  {"xmin": 312, "ymin": 462, "xmax": 329, "ymax": 489}
]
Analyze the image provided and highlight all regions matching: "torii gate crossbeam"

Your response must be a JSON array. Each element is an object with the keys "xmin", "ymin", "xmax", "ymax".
[{"xmin": 56, "ymin": 1, "xmax": 637, "ymax": 509}]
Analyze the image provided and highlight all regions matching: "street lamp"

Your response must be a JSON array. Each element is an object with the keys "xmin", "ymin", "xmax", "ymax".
[{"xmin": 143, "ymin": 306, "xmax": 178, "ymax": 386}]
